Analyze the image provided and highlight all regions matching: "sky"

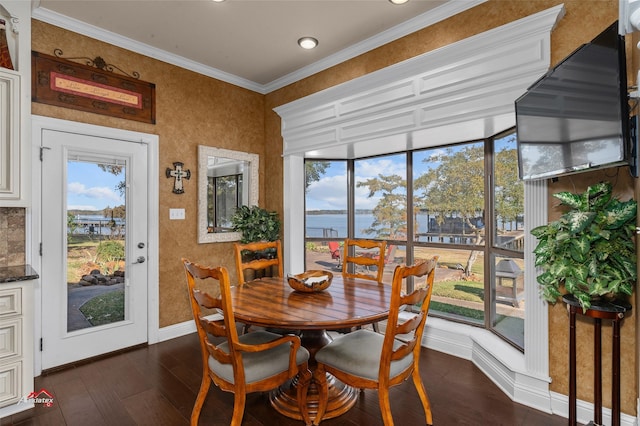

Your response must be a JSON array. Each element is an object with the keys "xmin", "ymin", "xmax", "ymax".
[
  {"xmin": 67, "ymin": 161, "xmax": 125, "ymax": 211},
  {"xmin": 305, "ymin": 153, "xmax": 426, "ymax": 211},
  {"xmin": 304, "ymin": 139, "xmax": 515, "ymax": 211}
]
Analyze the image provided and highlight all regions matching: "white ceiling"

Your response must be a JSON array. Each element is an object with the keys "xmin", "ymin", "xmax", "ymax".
[{"xmin": 31, "ymin": 0, "xmax": 480, "ymax": 94}]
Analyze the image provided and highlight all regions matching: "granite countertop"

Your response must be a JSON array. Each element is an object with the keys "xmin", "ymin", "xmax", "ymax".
[{"xmin": 0, "ymin": 264, "xmax": 39, "ymax": 283}]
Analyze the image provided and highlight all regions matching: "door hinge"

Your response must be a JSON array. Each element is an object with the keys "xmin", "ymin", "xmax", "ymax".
[
  {"xmin": 40, "ymin": 338, "xmax": 43, "ymax": 352},
  {"xmin": 39, "ymin": 146, "xmax": 51, "ymax": 161},
  {"xmin": 39, "ymin": 243, "xmax": 42, "ymax": 256}
]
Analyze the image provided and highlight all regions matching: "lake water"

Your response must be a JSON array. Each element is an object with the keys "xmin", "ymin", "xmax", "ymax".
[
  {"xmin": 306, "ymin": 213, "xmax": 433, "ymax": 239},
  {"xmin": 69, "ymin": 214, "xmax": 125, "ymax": 236},
  {"xmin": 306, "ymin": 213, "xmax": 519, "ymax": 242}
]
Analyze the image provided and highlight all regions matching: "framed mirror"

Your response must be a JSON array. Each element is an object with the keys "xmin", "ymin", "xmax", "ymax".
[{"xmin": 198, "ymin": 145, "xmax": 259, "ymax": 243}]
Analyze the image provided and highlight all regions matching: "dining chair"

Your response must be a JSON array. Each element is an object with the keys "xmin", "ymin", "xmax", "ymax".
[
  {"xmin": 234, "ymin": 240, "xmax": 283, "ymax": 284},
  {"xmin": 341, "ymin": 238, "xmax": 387, "ymax": 332},
  {"xmin": 182, "ymin": 258, "xmax": 312, "ymax": 426},
  {"xmin": 314, "ymin": 256, "xmax": 439, "ymax": 426},
  {"xmin": 342, "ymin": 238, "xmax": 387, "ymax": 283},
  {"xmin": 233, "ymin": 240, "xmax": 295, "ymax": 335}
]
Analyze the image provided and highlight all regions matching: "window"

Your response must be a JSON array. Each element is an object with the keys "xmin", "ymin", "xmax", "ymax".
[{"xmin": 304, "ymin": 129, "xmax": 525, "ymax": 350}]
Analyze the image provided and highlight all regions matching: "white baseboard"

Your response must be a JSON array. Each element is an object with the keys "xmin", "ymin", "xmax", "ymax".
[
  {"xmin": 157, "ymin": 319, "xmax": 196, "ymax": 342},
  {"xmin": 550, "ymin": 391, "xmax": 637, "ymax": 426}
]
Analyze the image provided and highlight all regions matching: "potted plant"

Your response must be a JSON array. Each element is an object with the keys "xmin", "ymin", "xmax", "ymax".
[
  {"xmin": 231, "ymin": 205, "xmax": 281, "ymax": 244},
  {"xmin": 231, "ymin": 205, "xmax": 281, "ymax": 279},
  {"xmin": 531, "ymin": 181, "xmax": 637, "ymax": 311}
]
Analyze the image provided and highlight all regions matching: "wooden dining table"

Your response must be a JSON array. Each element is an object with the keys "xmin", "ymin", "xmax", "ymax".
[{"xmin": 230, "ymin": 274, "xmax": 392, "ymax": 421}]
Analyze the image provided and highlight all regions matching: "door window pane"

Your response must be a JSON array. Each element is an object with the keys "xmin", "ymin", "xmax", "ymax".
[{"xmin": 67, "ymin": 159, "xmax": 126, "ymax": 332}]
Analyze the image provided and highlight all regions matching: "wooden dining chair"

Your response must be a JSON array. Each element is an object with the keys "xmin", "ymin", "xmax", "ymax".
[
  {"xmin": 341, "ymin": 238, "xmax": 387, "ymax": 332},
  {"xmin": 234, "ymin": 240, "xmax": 283, "ymax": 284},
  {"xmin": 314, "ymin": 256, "xmax": 439, "ymax": 426},
  {"xmin": 182, "ymin": 258, "xmax": 312, "ymax": 426},
  {"xmin": 342, "ymin": 238, "xmax": 387, "ymax": 283}
]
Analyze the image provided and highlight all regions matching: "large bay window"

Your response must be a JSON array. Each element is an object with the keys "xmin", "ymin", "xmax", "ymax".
[{"xmin": 279, "ymin": 5, "xmax": 564, "ymax": 414}]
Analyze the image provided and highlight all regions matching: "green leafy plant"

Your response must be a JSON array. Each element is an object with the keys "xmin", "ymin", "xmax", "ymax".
[
  {"xmin": 231, "ymin": 205, "xmax": 281, "ymax": 243},
  {"xmin": 531, "ymin": 182, "xmax": 637, "ymax": 311}
]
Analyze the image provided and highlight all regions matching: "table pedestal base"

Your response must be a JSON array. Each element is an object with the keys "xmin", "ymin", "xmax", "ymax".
[
  {"xmin": 270, "ymin": 374, "xmax": 357, "ymax": 421},
  {"xmin": 269, "ymin": 329, "xmax": 359, "ymax": 421}
]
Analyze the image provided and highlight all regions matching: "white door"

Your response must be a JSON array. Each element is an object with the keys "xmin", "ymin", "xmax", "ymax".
[{"xmin": 40, "ymin": 129, "xmax": 148, "ymax": 370}]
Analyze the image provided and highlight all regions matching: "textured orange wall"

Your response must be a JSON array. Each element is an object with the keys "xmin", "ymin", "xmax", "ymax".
[
  {"xmin": 31, "ymin": 0, "xmax": 638, "ymax": 412},
  {"xmin": 31, "ymin": 20, "xmax": 266, "ymax": 327},
  {"xmin": 265, "ymin": 0, "xmax": 637, "ymax": 415}
]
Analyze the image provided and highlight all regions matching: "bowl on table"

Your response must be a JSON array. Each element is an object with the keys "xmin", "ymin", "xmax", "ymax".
[{"xmin": 287, "ymin": 270, "xmax": 333, "ymax": 292}]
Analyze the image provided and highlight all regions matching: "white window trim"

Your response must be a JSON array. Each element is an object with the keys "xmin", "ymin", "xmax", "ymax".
[{"xmin": 277, "ymin": 5, "xmax": 566, "ymax": 415}]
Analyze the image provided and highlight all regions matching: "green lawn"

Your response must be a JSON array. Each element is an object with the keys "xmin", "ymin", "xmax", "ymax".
[
  {"xmin": 79, "ymin": 290, "xmax": 124, "ymax": 326},
  {"xmin": 432, "ymin": 279, "xmax": 483, "ymax": 303}
]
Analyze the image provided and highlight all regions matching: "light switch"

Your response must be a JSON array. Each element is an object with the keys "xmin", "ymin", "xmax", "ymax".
[{"xmin": 169, "ymin": 208, "xmax": 185, "ymax": 220}]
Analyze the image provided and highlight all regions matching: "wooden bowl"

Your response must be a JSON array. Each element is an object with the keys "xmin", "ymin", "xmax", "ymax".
[{"xmin": 287, "ymin": 270, "xmax": 333, "ymax": 293}]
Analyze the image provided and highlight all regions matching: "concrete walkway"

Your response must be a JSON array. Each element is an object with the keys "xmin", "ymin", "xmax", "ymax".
[{"xmin": 67, "ymin": 283, "xmax": 124, "ymax": 332}]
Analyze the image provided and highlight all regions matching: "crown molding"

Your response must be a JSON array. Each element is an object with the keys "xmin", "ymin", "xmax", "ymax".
[
  {"xmin": 263, "ymin": 0, "xmax": 487, "ymax": 93},
  {"xmin": 32, "ymin": 0, "xmax": 487, "ymax": 95}
]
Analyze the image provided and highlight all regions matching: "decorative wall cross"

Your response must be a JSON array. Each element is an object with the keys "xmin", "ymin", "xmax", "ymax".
[{"xmin": 166, "ymin": 162, "xmax": 191, "ymax": 194}]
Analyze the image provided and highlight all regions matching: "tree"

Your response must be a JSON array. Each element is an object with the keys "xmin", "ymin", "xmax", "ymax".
[
  {"xmin": 305, "ymin": 161, "xmax": 330, "ymax": 191},
  {"xmin": 97, "ymin": 164, "xmax": 126, "ymax": 197},
  {"xmin": 494, "ymin": 140, "xmax": 523, "ymax": 231},
  {"xmin": 414, "ymin": 144, "xmax": 485, "ymax": 276},
  {"xmin": 357, "ymin": 174, "xmax": 406, "ymax": 239}
]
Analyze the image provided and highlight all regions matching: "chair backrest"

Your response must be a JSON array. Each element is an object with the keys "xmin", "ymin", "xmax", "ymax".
[
  {"xmin": 182, "ymin": 259, "xmax": 241, "ymax": 377},
  {"xmin": 234, "ymin": 240, "xmax": 283, "ymax": 284},
  {"xmin": 380, "ymin": 256, "xmax": 438, "ymax": 378},
  {"xmin": 342, "ymin": 238, "xmax": 387, "ymax": 283}
]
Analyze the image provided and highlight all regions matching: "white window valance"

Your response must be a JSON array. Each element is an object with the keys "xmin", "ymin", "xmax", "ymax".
[{"xmin": 275, "ymin": 5, "xmax": 565, "ymax": 159}]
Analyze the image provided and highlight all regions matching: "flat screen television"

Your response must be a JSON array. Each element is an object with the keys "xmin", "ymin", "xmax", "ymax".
[{"xmin": 515, "ymin": 21, "xmax": 633, "ymax": 181}]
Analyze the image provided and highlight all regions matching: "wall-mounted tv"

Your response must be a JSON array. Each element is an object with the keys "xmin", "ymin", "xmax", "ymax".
[{"xmin": 515, "ymin": 21, "xmax": 633, "ymax": 181}]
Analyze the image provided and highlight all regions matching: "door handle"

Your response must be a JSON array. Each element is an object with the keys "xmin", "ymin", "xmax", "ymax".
[{"xmin": 133, "ymin": 256, "xmax": 146, "ymax": 264}]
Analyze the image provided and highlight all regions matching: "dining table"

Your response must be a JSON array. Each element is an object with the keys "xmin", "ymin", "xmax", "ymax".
[{"xmin": 230, "ymin": 273, "xmax": 392, "ymax": 421}]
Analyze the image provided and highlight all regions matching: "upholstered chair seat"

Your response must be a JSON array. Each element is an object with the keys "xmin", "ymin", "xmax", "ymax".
[
  {"xmin": 210, "ymin": 330, "xmax": 310, "ymax": 384},
  {"xmin": 315, "ymin": 329, "xmax": 412, "ymax": 381}
]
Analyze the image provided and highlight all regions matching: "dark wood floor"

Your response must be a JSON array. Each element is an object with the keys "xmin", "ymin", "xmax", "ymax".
[{"xmin": 4, "ymin": 332, "xmax": 568, "ymax": 425}]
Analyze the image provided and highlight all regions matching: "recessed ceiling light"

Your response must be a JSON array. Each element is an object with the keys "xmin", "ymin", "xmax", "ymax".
[
  {"xmin": 298, "ymin": 37, "xmax": 319, "ymax": 50},
  {"xmin": 211, "ymin": 0, "xmax": 226, "ymax": 2},
  {"xmin": 388, "ymin": 0, "xmax": 409, "ymax": 4}
]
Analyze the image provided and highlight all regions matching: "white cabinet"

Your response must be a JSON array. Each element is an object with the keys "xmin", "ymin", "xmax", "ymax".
[
  {"xmin": 0, "ymin": 283, "xmax": 33, "ymax": 417},
  {"xmin": 0, "ymin": 69, "xmax": 20, "ymax": 202},
  {"xmin": 0, "ymin": 1, "xmax": 30, "ymax": 207}
]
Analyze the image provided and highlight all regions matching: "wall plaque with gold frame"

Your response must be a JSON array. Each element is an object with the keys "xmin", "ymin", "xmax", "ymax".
[{"xmin": 31, "ymin": 51, "xmax": 156, "ymax": 124}]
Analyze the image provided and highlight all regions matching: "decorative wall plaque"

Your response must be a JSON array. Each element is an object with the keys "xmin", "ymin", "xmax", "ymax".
[{"xmin": 31, "ymin": 51, "xmax": 156, "ymax": 124}]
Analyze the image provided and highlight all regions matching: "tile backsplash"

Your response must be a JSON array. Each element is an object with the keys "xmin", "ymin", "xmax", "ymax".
[{"xmin": 0, "ymin": 208, "xmax": 26, "ymax": 266}]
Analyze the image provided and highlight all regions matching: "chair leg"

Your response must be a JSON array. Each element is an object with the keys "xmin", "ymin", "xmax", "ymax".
[
  {"xmin": 411, "ymin": 367, "xmax": 433, "ymax": 425},
  {"xmin": 313, "ymin": 364, "xmax": 329, "ymax": 425},
  {"xmin": 378, "ymin": 386, "xmax": 394, "ymax": 426},
  {"xmin": 230, "ymin": 392, "xmax": 246, "ymax": 426},
  {"xmin": 296, "ymin": 364, "xmax": 313, "ymax": 426},
  {"xmin": 372, "ymin": 322, "xmax": 379, "ymax": 333},
  {"xmin": 191, "ymin": 374, "xmax": 212, "ymax": 426}
]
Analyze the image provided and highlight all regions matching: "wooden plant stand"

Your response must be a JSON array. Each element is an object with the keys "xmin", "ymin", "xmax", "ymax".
[{"xmin": 563, "ymin": 294, "xmax": 631, "ymax": 426}]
